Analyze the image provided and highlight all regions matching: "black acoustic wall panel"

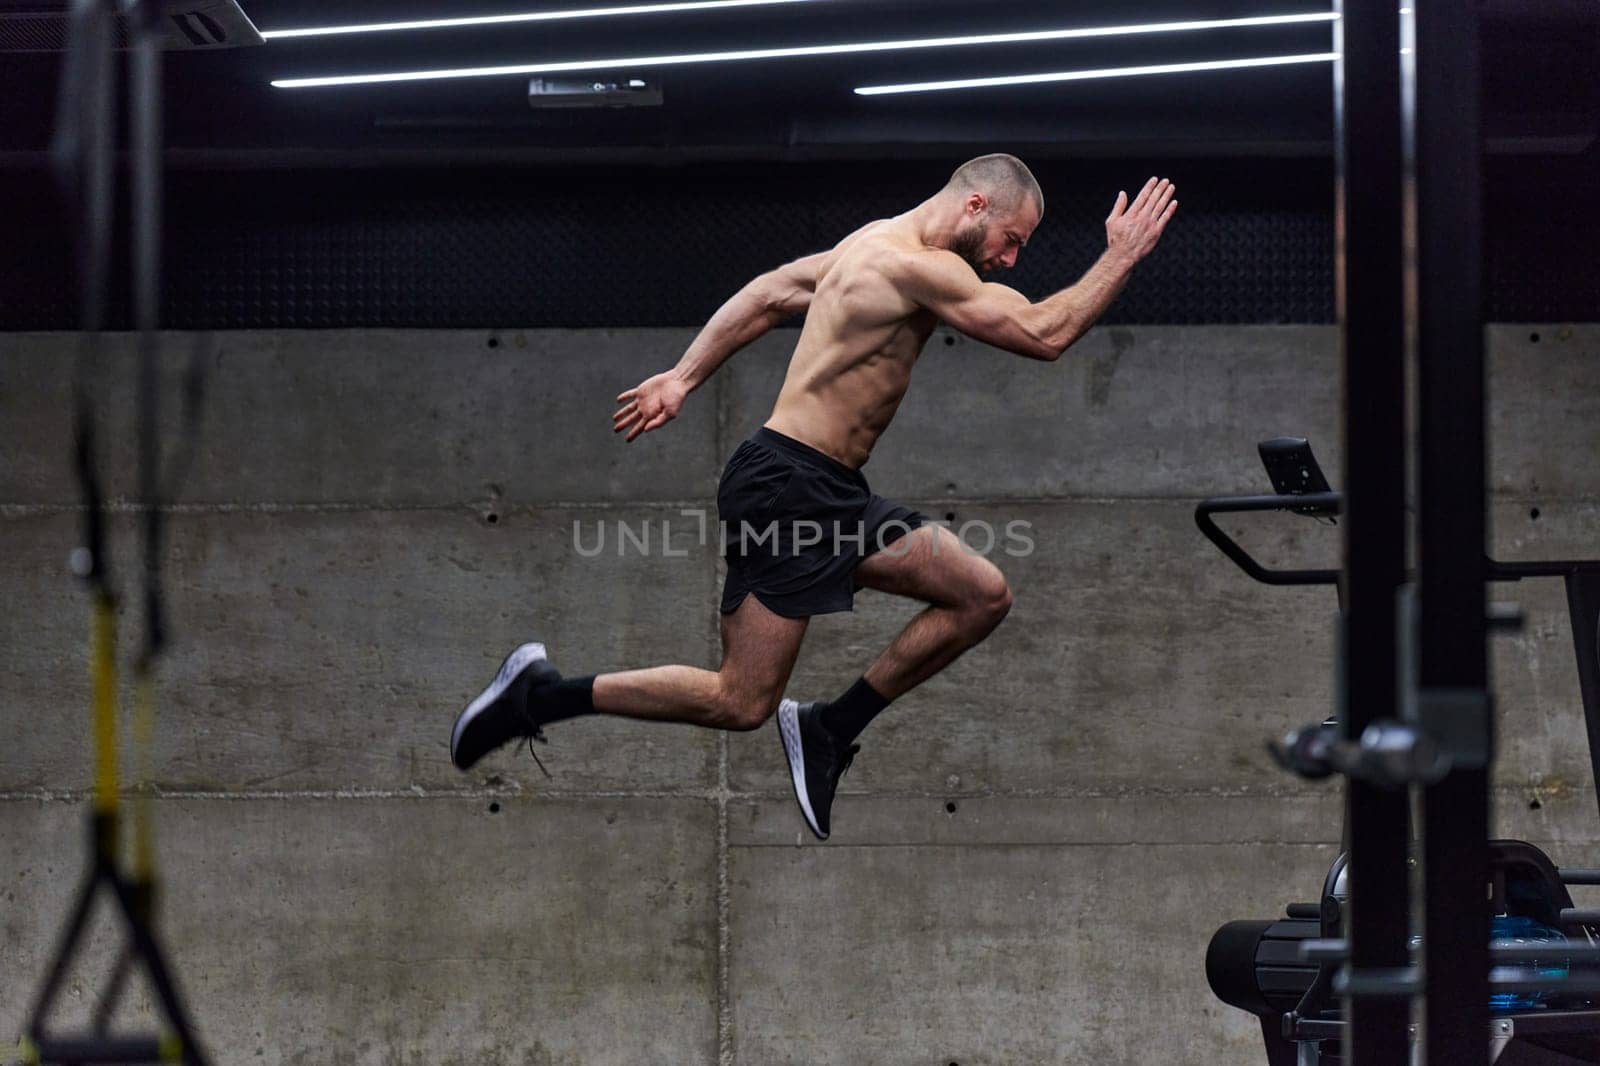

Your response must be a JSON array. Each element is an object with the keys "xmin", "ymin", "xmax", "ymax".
[{"xmin": 0, "ymin": 153, "xmax": 1593, "ymax": 330}]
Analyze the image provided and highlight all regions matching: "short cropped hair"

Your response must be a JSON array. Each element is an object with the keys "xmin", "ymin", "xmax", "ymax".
[{"xmin": 944, "ymin": 154, "xmax": 1043, "ymax": 216}]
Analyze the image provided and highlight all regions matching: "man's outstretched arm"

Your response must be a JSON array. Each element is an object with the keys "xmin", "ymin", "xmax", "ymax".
[
  {"xmin": 612, "ymin": 251, "xmax": 825, "ymax": 442},
  {"xmin": 899, "ymin": 177, "xmax": 1177, "ymax": 362}
]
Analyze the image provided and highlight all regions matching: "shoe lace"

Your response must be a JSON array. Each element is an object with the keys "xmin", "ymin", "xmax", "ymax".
[
  {"xmin": 516, "ymin": 706, "xmax": 553, "ymax": 779},
  {"xmin": 833, "ymin": 743, "xmax": 860, "ymax": 785}
]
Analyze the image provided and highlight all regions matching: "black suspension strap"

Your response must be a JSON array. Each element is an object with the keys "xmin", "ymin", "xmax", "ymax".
[{"xmin": 24, "ymin": 3, "xmax": 210, "ymax": 1063}]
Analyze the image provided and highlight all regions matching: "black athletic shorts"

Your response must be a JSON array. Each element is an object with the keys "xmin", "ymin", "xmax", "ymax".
[{"xmin": 717, "ymin": 427, "xmax": 925, "ymax": 619}]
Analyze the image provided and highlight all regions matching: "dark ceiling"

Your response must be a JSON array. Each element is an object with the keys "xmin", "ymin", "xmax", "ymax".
[{"xmin": 0, "ymin": 0, "xmax": 1595, "ymax": 166}]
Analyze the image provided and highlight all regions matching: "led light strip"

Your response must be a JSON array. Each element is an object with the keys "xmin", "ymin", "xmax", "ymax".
[
  {"xmin": 262, "ymin": 0, "xmax": 822, "ymax": 41},
  {"xmin": 271, "ymin": 12, "xmax": 1339, "ymax": 89},
  {"xmin": 855, "ymin": 52, "xmax": 1340, "ymax": 95}
]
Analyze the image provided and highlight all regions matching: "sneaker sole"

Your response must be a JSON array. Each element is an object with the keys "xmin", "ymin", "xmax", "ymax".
[
  {"xmin": 777, "ymin": 698, "xmax": 826, "ymax": 840},
  {"xmin": 451, "ymin": 642, "xmax": 548, "ymax": 769}
]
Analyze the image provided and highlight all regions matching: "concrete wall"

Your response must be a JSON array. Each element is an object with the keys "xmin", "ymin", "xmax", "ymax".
[{"xmin": 2, "ymin": 324, "xmax": 1598, "ymax": 1064}]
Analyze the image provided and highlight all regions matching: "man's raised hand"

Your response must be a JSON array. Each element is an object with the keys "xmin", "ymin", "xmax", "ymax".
[
  {"xmin": 1105, "ymin": 176, "xmax": 1178, "ymax": 264},
  {"xmin": 613, "ymin": 371, "xmax": 690, "ymax": 443}
]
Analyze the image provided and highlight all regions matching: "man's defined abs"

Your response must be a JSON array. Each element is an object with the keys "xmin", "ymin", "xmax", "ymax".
[{"xmin": 763, "ymin": 222, "xmax": 936, "ymax": 470}]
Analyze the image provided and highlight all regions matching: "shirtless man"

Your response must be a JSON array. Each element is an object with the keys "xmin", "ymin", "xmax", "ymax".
[{"xmin": 450, "ymin": 155, "xmax": 1177, "ymax": 840}]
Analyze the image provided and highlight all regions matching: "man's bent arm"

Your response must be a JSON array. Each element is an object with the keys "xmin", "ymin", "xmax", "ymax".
[
  {"xmin": 669, "ymin": 252, "xmax": 825, "ymax": 391},
  {"xmin": 896, "ymin": 248, "xmax": 1138, "ymax": 362},
  {"xmin": 1025, "ymin": 248, "xmax": 1140, "ymax": 355},
  {"xmin": 902, "ymin": 177, "xmax": 1177, "ymax": 361}
]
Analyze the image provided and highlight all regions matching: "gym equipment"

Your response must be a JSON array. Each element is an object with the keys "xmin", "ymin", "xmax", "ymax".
[
  {"xmin": 23, "ymin": 2, "xmax": 211, "ymax": 1062},
  {"xmin": 1200, "ymin": 438, "xmax": 1600, "ymax": 1065}
]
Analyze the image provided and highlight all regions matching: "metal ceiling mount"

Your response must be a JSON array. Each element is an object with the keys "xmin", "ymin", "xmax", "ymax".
[{"xmin": 0, "ymin": 0, "xmax": 261, "ymax": 52}]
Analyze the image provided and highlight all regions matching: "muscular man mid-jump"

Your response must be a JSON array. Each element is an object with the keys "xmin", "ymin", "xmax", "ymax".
[{"xmin": 451, "ymin": 154, "xmax": 1177, "ymax": 839}]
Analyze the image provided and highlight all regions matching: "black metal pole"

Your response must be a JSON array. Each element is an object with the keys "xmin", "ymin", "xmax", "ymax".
[
  {"xmin": 1413, "ymin": 3, "xmax": 1489, "ymax": 1059},
  {"xmin": 1334, "ymin": 2, "xmax": 1412, "ymax": 1062}
]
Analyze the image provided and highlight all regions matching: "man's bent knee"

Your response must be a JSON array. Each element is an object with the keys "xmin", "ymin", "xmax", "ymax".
[
  {"xmin": 713, "ymin": 686, "xmax": 782, "ymax": 731},
  {"xmin": 964, "ymin": 569, "xmax": 1013, "ymax": 634}
]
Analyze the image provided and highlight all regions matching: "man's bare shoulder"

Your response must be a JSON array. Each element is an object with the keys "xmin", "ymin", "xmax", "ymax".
[
  {"xmin": 870, "ymin": 239, "xmax": 976, "ymax": 301},
  {"xmin": 827, "ymin": 223, "xmax": 965, "ymax": 288},
  {"xmin": 823, "ymin": 219, "xmax": 907, "ymax": 264},
  {"xmin": 812, "ymin": 221, "xmax": 909, "ymax": 288}
]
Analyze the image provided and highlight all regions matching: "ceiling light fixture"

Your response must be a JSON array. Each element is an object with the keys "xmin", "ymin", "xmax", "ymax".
[
  {"xmin": 855, "ymin": 52, "xmax": 1340, "ymax": 96},
  {"xmin": 261, "ymin": 0, "xmax": 821, "ymax": 41},
  {"xmin": 271, "ymin": 11, "xmax": 1339, "ymax": 89}
]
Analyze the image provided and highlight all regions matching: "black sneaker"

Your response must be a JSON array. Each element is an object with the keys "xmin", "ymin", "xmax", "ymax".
[
  {"xmin": 451, "ymin": 642, "xmax": 560, "ymax": 771},
  {"xmin": 777, "ymin": 698, "xmax": 859, "ymax": 841}
]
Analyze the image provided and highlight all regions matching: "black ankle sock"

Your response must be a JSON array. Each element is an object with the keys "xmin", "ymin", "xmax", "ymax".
[
  {"xmin": 818, "ymin": 677, "xmax": 890, "ymax": 744},
  {"xmin": 529, "ymin": 675, "xmax": 596, "ymax": 726}
]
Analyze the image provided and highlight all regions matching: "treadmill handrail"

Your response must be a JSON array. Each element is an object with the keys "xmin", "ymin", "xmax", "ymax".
[
  {"xmin": 1195, "ymin": 491, "xmax": 1600, "ymax": 586},
  {"xmin": 1194, "ymin": 492, "xmax": 1343, "ymax": 587}
]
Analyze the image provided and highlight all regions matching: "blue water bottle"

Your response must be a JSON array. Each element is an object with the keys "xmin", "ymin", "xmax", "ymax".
[{"xmin": 1489, "ymin": 914, "xmax": 1570, "ymax": 1011}]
